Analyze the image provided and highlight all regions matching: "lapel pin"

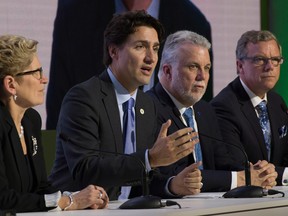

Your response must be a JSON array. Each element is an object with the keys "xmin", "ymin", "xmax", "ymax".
[{"xmin": 140, "ymin": 108, "xmax": 144, "ymax": 115}]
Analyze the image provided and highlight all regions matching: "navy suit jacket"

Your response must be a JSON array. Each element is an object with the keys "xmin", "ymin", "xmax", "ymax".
[
  {"xmin": 147, "ymin": 83, "xmax": 242, "ymax": 192},
  {"xmin": 0, "ymin": 105, "xmax": 55, "ymax": 212},
  {"xmin": 211, "ymin": 77, "xmax": 288, "ymax": 185},
  {"xmin": 49, "ymin": 70, "xmax": 163, "ymax": 200},
  {"xmin": 46, "ymin": 0, "xmax": 213, "ymax": 129}
]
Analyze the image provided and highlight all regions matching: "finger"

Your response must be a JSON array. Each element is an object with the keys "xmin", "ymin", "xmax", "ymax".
[
  {"xmin": 175, "ymin": 141, "xmax": 197, "ymax": 158},
  {"xmin": 157, "ymin": 120, "xmax": 171, "ymax": 138},
  {"xmin": 170, "ymin": 128, "xmax": 195, "ymax": 141},
  {"xmin": 186, "ymin": 171, "xmax": 202, "ymax": 179},
  {"xmin": 184, "ymin": 176, "xmax": 202, "ymax": 184},
  {"xmin": 186, "ymin": 188, "xmax": 201, "ymax": 195},
  {"xmin": 174, "ymin": 132, "xmax": 198, "ymax": 148},
  {"xmin": 183, "ymin": 162, "xmax": 202, "ymax": 172}
]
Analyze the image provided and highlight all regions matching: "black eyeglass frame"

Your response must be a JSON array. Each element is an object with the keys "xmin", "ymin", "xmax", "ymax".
[
  {"xmin": 240, "ymin": 56, "xmax": 284, "ymax": 67},
  {"xmin": 15, "ymin": 67, "xmax": 43, "ymax": 80}
]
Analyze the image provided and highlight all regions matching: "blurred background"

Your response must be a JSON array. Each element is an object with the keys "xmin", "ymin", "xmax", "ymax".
[{"xmin": 0, "ymin": 0, "xmax": 287, "ymax": 128}]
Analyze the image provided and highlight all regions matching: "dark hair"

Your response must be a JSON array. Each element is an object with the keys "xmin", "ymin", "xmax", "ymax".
[{"xmin": 103, "ymin": 10, "xmax": 164, "ymax": 66}]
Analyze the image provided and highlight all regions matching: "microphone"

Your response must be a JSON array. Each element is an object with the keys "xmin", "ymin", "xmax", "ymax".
[
  {"xmin": 59, "ymin": 133, "xmax": 181, "ymax": 209},
  {"xmin": 172, "ymin": 107, "xmax": 283, "ymax": 198}
]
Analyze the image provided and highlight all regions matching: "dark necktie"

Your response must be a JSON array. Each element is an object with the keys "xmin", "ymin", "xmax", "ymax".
[
  {"xmin": 256, "ymin": 101, "xmax": 271, "ymax": 161},
  {"xmin": 183, "ymin": 107, "xmax": 203, "ymax": 169},
  {"xmin": 119, "ymin": 98, "xmax": 135, "ymax": 200}
]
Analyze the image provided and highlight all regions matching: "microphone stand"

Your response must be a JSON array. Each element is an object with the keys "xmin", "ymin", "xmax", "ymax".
[
  {"xmin": 171, "ymin": 108, "xmax": 273, "ymax": 198},
  {"xmin": 118, "ymin": 154, "xmax": 179, "ymax": 209},
  {"xmin": 60, "ymin": 133, "xmax": 181, "ymax": 209}
]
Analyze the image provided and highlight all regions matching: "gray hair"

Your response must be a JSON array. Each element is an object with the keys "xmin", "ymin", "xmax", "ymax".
[
  {"xmin": 236, "ymin": 30, "xmax": 281, "ymax": 59},
  {"xmin": 158, "ymin": 30, "xmax": 211, "ymax": 78}
]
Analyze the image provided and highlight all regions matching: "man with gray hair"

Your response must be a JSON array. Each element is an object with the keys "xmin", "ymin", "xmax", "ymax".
[
  {"xmin": 211, "ymin": 30, "xmax": 288, "ymax": 186},
  {"xmin": 147, "ymin": 30, "xmax": 277, "ymax": 195}
]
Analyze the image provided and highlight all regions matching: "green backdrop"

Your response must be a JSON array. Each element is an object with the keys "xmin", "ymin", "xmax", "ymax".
[{"xmin": 261, "ymin": 0, "xmax": 288, "ymax": 105}]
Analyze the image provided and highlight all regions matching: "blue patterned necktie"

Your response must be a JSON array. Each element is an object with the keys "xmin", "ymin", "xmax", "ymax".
[
  {"xmin": 256, "ymin": 101, "xmax": 271, "ymax": 161},
  {"xmin": 183, "ymin": 107, "xmax": 203, "ymax": 169},
  {"xmin": 119, "ymin": 98, "xmax": 135, "ymax": 200}
]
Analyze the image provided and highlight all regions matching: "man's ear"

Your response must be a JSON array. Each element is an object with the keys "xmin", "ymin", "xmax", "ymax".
[
  {"xmin": 163, "ymin": 64, "xmax": 172, "ymax": 80},
  {"xmin": 236, "ymin": 59, "xmax": 244, "ymax": 75},
  {"xmin": 108, "ymin": 45, "xmax": 118, "ymax": 59},
  {"xmin": 2, "ymin": 75, "xmax": 17, "ymax": 95}
]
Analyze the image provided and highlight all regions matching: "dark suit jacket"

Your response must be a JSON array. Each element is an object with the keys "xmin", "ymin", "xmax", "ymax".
[
  {"xmin": 49, "ymin": 70, "xmax": 161, "ymax": 200},
  {"xmin": 46, "ymin": 0, "xmax": 213, "ymax": 129},
  {"xmin": 0, "ymin": 104, "xmax": 55, "ymax": 212},
  {"xmin": 147, "ymin": 83, "xmax": 242, "ymax": 192},
  {"xmin": 210, "ymin": 77, "xmax": 288, "ymax": 185}
]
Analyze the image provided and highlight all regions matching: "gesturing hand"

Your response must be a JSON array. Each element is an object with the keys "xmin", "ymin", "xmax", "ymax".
[{"xmin": 149, "ymin": 119, "xmax": 198, "ymax": 168}]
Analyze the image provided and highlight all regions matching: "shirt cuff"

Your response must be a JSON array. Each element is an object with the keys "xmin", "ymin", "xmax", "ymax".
[
  {"xmin": 145, "ymin": 149, "xmax": 152, "ymax": 172},
  {"xmin": 164, "ymin": 176, "xmax": 183, "ymax": 197},
  {"xmin": 45, "ymin": 191, "xmax": 62, "ymax": 211},
  {"xmin": 231, "ymin": 171, "xmax": 237, "ymax": 189},
  {"xmin": 282, "ymin": 167, "xmax": 288, "ymax": 185}
]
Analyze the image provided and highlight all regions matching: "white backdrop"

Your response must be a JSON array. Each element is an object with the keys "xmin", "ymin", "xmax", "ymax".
[{"xmin": 0, "ymin": 0, "xmax": 260, "ymax": 129}]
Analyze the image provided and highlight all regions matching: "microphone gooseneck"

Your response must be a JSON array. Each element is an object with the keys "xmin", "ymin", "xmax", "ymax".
[
  {"xmin": 172, "ymin": 107, "xmax": 284, "ymax": 198},
  {"xmin": 60, "ymin": 133, "xmax": 181, "ymax": 209}
]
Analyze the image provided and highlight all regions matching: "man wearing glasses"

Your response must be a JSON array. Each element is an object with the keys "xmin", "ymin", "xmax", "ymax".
[{"xmin": 211, "ymin": 30, "xmax": 288, "ymax": 187}]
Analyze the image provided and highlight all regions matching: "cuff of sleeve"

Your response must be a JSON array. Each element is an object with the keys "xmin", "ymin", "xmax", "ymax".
[
  {"xmin": 282, "ymin": 168, "xmax": 288, "ymax": 185},
  {"xmin": 145, "ymin": 149, "xmax": 152, "ymax": 172},
  {"xmin": 231, "ymin": 171, "xmax": 237, "ymax": 189},
  {"xmin": 165, "ymin": 176, "xmax": 183, "ymax": 197},
  {"xmin": 45, "ymin": 191, "xmax": 62, "ymax": 210}
]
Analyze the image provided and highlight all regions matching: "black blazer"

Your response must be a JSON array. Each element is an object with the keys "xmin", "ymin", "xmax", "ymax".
[
  {"xmin": 147, "ymin": 83, "xmax": 242, "ymax": 193},
  {"xmin": 49, "ymin": 70, "xmax": 161, "ymax": 200},
  {"xmin": 0, "ymin": 104, "xmax": 55, "ymax": 212},
  {"xmin": 211, "ymin": 77, "xmax": 288, "ymax": 185},
  {"xmin": 46, "ymin": 0, "xmax": 213, "ymax": 129}
]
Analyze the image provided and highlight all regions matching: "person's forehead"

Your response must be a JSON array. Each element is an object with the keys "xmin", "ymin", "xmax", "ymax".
[{"xmin": 246, "ymin": 40, "xmax": 280, "ymax": 53}]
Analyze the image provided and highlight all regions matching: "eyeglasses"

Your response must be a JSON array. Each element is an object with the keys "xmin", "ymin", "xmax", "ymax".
[
  {"xmin": 15, "ymin": 67, "xmax": 43, "ymax": 80},
  {"xmin": 240, "ymin": 56, "xmax": 284, "ymax": 67}
]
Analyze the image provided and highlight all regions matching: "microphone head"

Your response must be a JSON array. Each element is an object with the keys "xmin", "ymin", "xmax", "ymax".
[
  {"xmin": 223, "ymin": 185, "xmax": 264, "ymax": 198},
  {"xmin": 119, "ymin": 195, "xmax": 163, "ymax": 209}
]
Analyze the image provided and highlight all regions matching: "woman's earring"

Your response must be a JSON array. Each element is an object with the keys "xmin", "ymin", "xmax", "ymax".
[{"xmin": 13, "ymin": 94, "xmax": 17, "ymax": 101}]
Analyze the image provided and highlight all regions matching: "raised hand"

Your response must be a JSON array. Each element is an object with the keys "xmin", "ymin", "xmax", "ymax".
[{"xmin": 148, "ymin": 120, "xmax": 199, "ymax": 168}]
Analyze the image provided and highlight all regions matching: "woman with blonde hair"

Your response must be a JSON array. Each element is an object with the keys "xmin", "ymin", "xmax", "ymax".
[{"xmin": 0, "ymin": 35, "xmax": 109, "ymax": 212}]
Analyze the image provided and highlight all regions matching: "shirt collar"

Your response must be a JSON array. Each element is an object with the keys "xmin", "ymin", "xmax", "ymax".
[
  {"xmin": 240, "ymin": 78, "xmax": 267, "ymax": 107},
  {"xmin": 162, "ymin": 86, "xmax": 194, "ymax": 115},
  {"xmin": 107, "ymin": 67, "xmax": 137, "ymax": 105}
]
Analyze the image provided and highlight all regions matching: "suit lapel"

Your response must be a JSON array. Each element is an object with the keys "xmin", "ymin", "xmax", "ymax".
[
  {"xmin": 99, "ymin": 71, "xmax": 123, "ymax": 153},
  {"xmin": 22, "ymin": 114, "xmax": 42, "ymax": 185},
  {"xmin": 3, "ymin": 108, "xmax": 27, "ymax": 190},
  {"xmin": 266, "ymin": 93, "xmax": 281, "ymax": 161},
  {"xmin": 154, "ymin": 84, "xmax": 195, "ymax": 164},
  {"xmin": 232, "ymin": 78, "xmax": 268, "ymax": 159},
  {"xmin": 154, "ymin": 84, "xmax": 185, "ymax": 129}
]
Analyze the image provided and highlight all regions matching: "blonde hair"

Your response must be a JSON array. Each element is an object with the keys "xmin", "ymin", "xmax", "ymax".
[{"xmin": 0, "ymin": 35, "xmax": 38, "ymax": 80}]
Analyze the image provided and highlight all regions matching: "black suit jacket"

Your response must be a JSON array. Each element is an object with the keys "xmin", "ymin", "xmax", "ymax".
[
  {"xmin": 46, "ymin": 0, "xmax": 213, "ymax": 129},
  {"xmin": 49, "ymin": 70, "xmax": 162, "ymax": 200},
  {"xmin": 211, "ymin": 77, "xmax": 288, "ymax": 185},
  {"xmin": 0, "ymin": 104, "xmax": 55, "ymax": 212},
  {"xmin": 147, "ymin": 83, "xmax": 242, "ymax": 192}
]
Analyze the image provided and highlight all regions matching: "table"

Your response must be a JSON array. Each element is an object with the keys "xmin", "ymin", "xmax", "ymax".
[{"xmin": 18, "ymin": 186, "xmax": 288, "ymax": 216}]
